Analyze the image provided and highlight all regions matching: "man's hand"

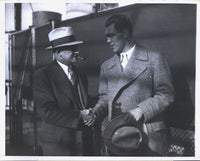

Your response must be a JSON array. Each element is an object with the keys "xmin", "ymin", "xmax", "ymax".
[
  {"xmin": 80, "ymin": 109, "xmax": 96, "ymax": 126},
  {"xmin": 129, "ymin": 108, "xmax": 144, "ymax": 122}
]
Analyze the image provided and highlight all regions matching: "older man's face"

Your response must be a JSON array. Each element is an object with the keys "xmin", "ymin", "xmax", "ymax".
[
  {"xmin": 105, "ymin": 24, "xmax": 126, "ymax": 54},
  {"xmin": 57, "ymin": 46, "xmax": 79, "ymax": 65}
]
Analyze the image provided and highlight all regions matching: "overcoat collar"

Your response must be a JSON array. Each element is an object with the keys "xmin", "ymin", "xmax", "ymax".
[{"xmin": 107, "ymin": 45, "xmax": 149, "ymax": 103}]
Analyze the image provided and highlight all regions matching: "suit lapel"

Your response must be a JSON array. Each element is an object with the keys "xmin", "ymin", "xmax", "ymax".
[
  {"xmin": 49, "ymin": 61, "xmax": 80, "ymax": 108},
  {"xmin": 72, "ymin": 66, "xmax": 88, "ymax": 109}
]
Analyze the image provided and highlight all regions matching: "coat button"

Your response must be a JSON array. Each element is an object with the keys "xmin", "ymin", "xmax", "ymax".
[
  {"xmin": 136, "ymin": 98, "xmax": 141, "ymax": 102},
  {"xmin": 149, "ymin": 75, "xmax": 152, "ymax": 79}
]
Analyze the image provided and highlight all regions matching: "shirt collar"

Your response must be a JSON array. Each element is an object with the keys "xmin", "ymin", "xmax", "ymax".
[
  {"xmin": 56, "ymin": 60, "xmax": 69, "ymax": 75},
  {"xmin": 121, "ymin": 44, "xmax": 136, "ymax": 60}
]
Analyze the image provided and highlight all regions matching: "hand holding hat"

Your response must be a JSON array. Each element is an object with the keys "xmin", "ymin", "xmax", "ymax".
[
  {"xmin": 123, "ymin": 113, "xmax": 137, "ymax": 124},
  {"xmin": 128, "ymin": 108, "xmax": 144, "ymax": 122},
  {"xmin": 103, "ymin": 113, "xmax": 148, "ymax": 156}
]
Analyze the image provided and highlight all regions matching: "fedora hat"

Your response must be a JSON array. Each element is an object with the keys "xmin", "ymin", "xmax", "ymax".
[
  {"xmin": 103, "ymin": 114, "xmax": 149, "ymax": 156},
  {"xmin": 46, "ymin": 26, "xmax": 83, "ymax": 50}
]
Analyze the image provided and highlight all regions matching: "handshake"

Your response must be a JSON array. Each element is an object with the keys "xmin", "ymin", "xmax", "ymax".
[{"xmin": 80, "ymin": 108, "xmax": 97, "ymax": 126}]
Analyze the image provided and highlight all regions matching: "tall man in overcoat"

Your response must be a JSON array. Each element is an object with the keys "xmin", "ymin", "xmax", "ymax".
[
  {"xmin": 33, "ymin": 27, "xmax": 95, "ymax": 155},
  {"xmin": 91, "ymin": 14, "xmax": 175, "ymax": 156}
]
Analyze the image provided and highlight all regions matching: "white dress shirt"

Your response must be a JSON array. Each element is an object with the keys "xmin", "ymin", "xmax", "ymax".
[
  {"xmin": 120, "ymin": 45, "xmax": 135, "ymax": 70},
  {"xmin": 57, "ymin": 60, "xmax": 73, "ymax": 84}
]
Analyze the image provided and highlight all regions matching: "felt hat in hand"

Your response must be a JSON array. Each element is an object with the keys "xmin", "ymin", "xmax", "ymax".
[
  {"xmin": 103, "ymin": 113, "xmax": 149, "ymax": 156},
  {"xmin": 46, "ymin": 26, "xmax": 83, "ymax": 50}
]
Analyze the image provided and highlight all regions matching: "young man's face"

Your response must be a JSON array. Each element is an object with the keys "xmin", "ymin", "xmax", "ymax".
[{"xmin": 105, "ymin": 24, "xmax": 126, "ymax": 54}]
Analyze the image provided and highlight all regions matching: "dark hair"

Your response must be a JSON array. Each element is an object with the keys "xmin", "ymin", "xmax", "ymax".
[{"xmin": 105, "ymin": 14, "xmax": 132, "ymax": 35}]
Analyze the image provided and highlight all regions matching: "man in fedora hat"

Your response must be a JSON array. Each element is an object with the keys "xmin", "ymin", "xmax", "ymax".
[
  {"xmin": 86, "ymin": 14, "xmax": 175, "ymax": 156},
  {"xmin": 33, "ymin": 26, "xmax": 95, "ymax": 155}
]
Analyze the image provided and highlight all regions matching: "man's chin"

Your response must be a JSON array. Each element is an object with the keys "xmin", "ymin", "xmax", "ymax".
[{"xmin": 112, "ymin": 49, "xmax": 118, "ymax": 53}]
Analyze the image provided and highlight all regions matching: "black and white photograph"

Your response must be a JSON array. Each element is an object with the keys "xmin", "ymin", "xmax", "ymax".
[{"xmin": 3, "ymin": 2, "xmax": 197, "ymax": 157}]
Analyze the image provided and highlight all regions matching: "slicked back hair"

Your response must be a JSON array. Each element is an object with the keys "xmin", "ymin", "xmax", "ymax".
[{"xmin": 105, "ymin": 14, "xmax": 133, "ymax": 35}]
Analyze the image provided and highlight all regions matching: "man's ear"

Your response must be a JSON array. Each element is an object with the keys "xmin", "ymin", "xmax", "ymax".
[
  {"xmin": 54, "ymin": 50, "xmax": 61, "ymax": 59},
  {"xmin": 122, "ymin": 29, "xmax": 129, "ymax": 39},
  {"xmin": 55, "ymin": 50, "xmax": 62, "ymax": 57},
  {"xmin": 59, "ymin": 52, "xmax": 62, "ymax": 58}
]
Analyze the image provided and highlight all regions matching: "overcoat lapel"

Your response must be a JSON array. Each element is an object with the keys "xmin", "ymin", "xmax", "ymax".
[{"xmin": 111, "ymin": 46, "xmax": 149, "ymax": 102}]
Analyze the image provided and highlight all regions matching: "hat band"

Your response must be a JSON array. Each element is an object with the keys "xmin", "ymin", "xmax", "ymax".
[{"xmin": 50, "ymin": 35, "xmax": 75, "ymax": 47}]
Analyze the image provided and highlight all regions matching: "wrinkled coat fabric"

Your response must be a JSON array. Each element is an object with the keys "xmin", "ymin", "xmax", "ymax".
[{"xmin": 94, "ymin": 45, "xmax": 175, "ymax": 155}]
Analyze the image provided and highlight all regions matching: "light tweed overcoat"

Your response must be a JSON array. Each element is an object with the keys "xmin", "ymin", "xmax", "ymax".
[{"xmin": 94, "ymin": 45, "xmax": 175, "ymax": 155}]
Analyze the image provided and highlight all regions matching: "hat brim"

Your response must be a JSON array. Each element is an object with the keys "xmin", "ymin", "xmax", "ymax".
[
  {"xmin": 45, "ymin": 40, "xmax": 83, "ymax": 50},
  {"xmin": 103, "ymin": 114, "xmax": 148, "ymax": 156}
]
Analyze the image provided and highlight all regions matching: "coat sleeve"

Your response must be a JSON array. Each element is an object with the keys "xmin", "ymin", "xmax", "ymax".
[
  {"xmin": 93, "ymin": 65, "xmax": 108, "ymax": 119},
  {"xmin": 33, "ymin": 69, "xmax": 81, "ymax": 129},
  {"xmin": 138, "ymin": 52, "xmax": 175, "ymax": 122}
]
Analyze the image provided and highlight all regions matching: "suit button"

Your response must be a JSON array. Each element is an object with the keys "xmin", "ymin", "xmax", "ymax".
[
  {"xmin": 149, "ymin": 75, "xmax": 152, "ymax": 79},
  {"xmin": 136, "ymin": 98, "xmax": 141, "ymax": 102}
]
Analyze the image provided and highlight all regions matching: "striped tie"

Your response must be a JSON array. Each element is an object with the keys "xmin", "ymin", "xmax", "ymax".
[
  {"xmin": 120, "ymin": 54, "xmax": 124, "ymax": 71},
  {"xmin": 120, "ymin": 53, "xmax": 128, "ymax": 70}
]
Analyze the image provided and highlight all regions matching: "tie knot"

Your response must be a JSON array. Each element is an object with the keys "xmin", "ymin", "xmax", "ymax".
[
  {"xmin": 68, "ymin": 66, "xmax": 73, "ymax": 74},
  {"xmin": 120, "ymin": 53, "xmax": 128, "ymax": 63},
  {"xmin": 120, "ymin": 53, "xmax": 129, "ymax": 71}
]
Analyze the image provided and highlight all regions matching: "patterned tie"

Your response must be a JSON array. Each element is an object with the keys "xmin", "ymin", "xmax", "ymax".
[
  {"xmin": 120, "ymin": 54, "xmax": 124, "ymax": 63},
  {"xmin": 120, "ymin": 53, "xmax": 128, "ymax": 70},
  {"xmin": 120, "ymin": 54, "xmax": 124, "ymax": 71},
  {"xmin": 68, "ymin": 66, "xmax": 83, "ymax": 110},
  {"xmin": 68, "ymin": 66, "xmax": 77, "ymax": 86}
]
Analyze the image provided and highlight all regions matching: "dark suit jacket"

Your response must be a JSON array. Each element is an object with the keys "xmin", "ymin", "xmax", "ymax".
[
  {"xmin": 33, "ymin": 61, "xmax": 88, "ymax": 155},
  {"xmin": 94, "ymin": 45, "xmax": 175, "ymax": 155}
]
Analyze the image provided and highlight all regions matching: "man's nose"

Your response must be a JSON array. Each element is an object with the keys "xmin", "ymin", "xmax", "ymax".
[
  {"xmin": 73, "ymin": 51, "xmax": 79, "ymax": 56},
  {"xmin": 107, "ymin": 37, "xmax": 111, "ymax": 44}
]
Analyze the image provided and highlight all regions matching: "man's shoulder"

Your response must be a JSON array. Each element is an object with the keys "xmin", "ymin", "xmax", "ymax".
[
  {"xmin": 101, "ymin": 55, "xmax": 118, "ymax": 69},
  {"xmin": 135, "ymin": 45, "xmax": 162, "ymax": 60},
  {"xmin": 34, "ymin": 62, "xmax": 55, "ymax": 77},
  {"xmin": 136, "ymin": 45, "xmax": 159, "ymax": 54}
]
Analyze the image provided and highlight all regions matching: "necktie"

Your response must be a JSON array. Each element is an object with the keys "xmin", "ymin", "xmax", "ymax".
[
  {"xmin": 120, "ymin": 53, "xmax": 129, "ymax": 70},
  {"xmin": 68, "ymin": 66, "xmax": 77, "ymax": 86},
  {"xmin": 120, "ymin": 54, "xmax": 124, "ymax": 71},
  {"xmin": 68, "ymin": 67, "xmax": 83, "ymax": 110},
  {"xmin": 120, "ymin": 54, "xmax": 124, "ymax": 64}
]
